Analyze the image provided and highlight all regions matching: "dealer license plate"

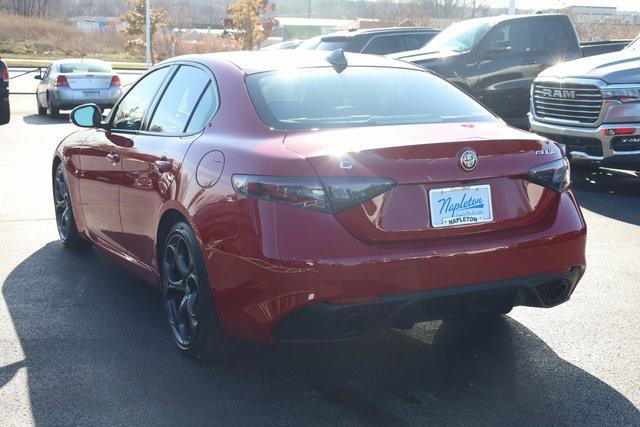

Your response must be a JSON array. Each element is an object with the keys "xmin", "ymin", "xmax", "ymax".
[{"xmin": 429, "ymin": 184, "xmax": 493, "ymax": 228}]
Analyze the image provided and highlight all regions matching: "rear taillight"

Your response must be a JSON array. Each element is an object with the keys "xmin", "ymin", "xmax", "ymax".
[
  {"xmin": 110, "ymin": 75, "xmax": 121, "ymax": 87},
  {"xmin": 320, "ymin": 176, "xmax": 396, "ymax": 212},
  {"xmin": 55, "ymin": 75, "xmax": 69, "ymax": 87},
  {"xmin": 231, "ymin": 175, "xmax": 396, "ymax": 213},
  {"xmin": 527, "ymin": 158, "xmax": 570, "ymax": 193},
  {"xmin": 1, "ymin": 66, "xmax": 8, "ymax": 83}
]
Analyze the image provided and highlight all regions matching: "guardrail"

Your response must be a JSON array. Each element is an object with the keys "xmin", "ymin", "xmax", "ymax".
[
  {"xmin": 8, "ymin": 67, "xmax": 44, "ymax": 95},
  {"xmin": 4, "ymin": 58, "xmax": 148, "ymax": 70}
]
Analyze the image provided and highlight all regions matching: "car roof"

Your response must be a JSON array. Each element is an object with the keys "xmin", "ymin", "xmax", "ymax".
[
  {"xmin": 51, "ymin": 58, "xmax": 109, "ymax": 65},
  {"xmin": 323, "ymin": 26, "xmax": 440, "ymax": 39},
  {"xmin": 176, "ymin": 50, "xmax": 424, "ymax": 75}
]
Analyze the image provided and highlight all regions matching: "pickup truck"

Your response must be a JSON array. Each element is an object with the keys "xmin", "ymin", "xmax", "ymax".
[
  {"xmin": 0, "ymin": 58, "xmax": 9, "ymax": 125},
  {"xmin": 297, "ymin": 27, "xmax": 440, "ymax": 55},
  {"xmin": 392, "ymin": 14, "xmax": 629, "ymax": 128},
  {"xmin": 529, "ymin": 37, "xmax": 640, "ymax": 171}
]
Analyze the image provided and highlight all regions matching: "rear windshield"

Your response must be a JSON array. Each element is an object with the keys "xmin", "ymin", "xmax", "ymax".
[
  {"xmin": 246, "ymin": 67, "xmax": 495, "ymax": 130},
  {"xmin": 59, "ymin": 62, "xmax": 112, "ymax": 73},
  {"xmin": 316, "ymin": 39, "xmax": 350, "ymax": 51}
]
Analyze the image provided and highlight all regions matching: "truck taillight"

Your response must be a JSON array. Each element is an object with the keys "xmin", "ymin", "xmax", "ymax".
[
  {"xmin": 55, "ymin": 75, "xmax": 69, "ymax": 87},
  {"xmin": 110, "ymin": 75, "xmax": 121, "ymax": 87},
  {"xmin": 601, "ymin": 127, "xmax": 635, "ymax": 136},
  {"xmin": 1, "ymin": 66, "xmax": 8, "ymax": 83},
  {"xmin": 231, "ymin": 175, "xmax": 396, "ymax": 213}
]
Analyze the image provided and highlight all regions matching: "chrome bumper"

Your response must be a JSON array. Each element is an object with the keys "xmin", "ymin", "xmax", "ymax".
[
  {"xmin": 529, "ymin": 114, "xmax": 640, "ymax": 164},
  {"xmin": 50, "ymin": 87, "xmax": 122, "ymax": 109}
]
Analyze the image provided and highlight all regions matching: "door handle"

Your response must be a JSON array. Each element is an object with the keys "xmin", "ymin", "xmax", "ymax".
[
  {"xmin": 521, "ymin": 59, "xmax": 538, "ymax": 65},
  {"xmin": 106, "ymin": 152, "xmax": 120, "ymax": 164},
  {"xmin": 154, "ymin": 160, "xmax": 172, "ymax": 173}
]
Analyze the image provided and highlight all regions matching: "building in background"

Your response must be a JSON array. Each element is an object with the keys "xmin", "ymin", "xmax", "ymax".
[
  {"xmin": 70, "ymin": 16, "xmax": 122, "ymax": 32},
  {"xmin": 560, "ymin": 5, "xmax": 640, "ymax": 26},
  {"xmin": 273, "ymin": 17, "xmax": 356, "ymax": 40}
]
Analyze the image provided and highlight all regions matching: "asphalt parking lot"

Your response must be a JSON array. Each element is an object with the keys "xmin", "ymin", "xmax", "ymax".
[{"xmin": 0, "ymin": 93, "xmax": 639, "ymax": 425}]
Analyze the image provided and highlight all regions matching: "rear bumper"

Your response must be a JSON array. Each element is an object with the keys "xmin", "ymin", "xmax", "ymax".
[
  {"xmin": 209, "ymin": 190, "xmax": 587, "ymax": 343},
  {"xmin": 274, "ymin": 266, "xmax": 584, "ymax": 342},
  {"xmin": 50, "ymin": 87, "xmax": 121, "ymax": 110},
  {"xmin": 529, "ymin": 115, "xmax": 640, "ymax": 169}
]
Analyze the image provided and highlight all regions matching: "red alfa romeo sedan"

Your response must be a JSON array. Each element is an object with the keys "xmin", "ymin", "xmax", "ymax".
[{"xmin": 53, "ymin": 51, "xmax": 586, "ymax": 358}]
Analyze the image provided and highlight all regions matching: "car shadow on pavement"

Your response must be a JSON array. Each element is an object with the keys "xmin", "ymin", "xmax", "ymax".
[
  {"xmin": 2, "ymin": 242, "xmax": 640, "ymax": 425},
  {"xmin": 22, "ymin": 113, "xmax": 69, "ymax": 125},
  {"xmin": 572, "ymin": 166, "xmax": 640, "ymax": 226}
]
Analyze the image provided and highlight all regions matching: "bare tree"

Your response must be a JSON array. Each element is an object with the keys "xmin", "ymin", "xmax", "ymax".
[{"xmin": 6, "ymin": 0, "xmax": 50, "ymax": 17}]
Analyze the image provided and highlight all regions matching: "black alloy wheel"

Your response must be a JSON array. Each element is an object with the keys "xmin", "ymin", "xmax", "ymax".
[
  {"xmin": 53, "ymin": 167, "xmax": 71, "ymax": 240},
  {"xmin": 163, "ymin": 232, "xmax": 200, "ymax": 348},
  {"xmin": 53, "ymin": 164, "xmax": 90, "ymax": 249},
  {"xmin": 161, "ymin": 222, "xmax": 239, "ymax": 359}
]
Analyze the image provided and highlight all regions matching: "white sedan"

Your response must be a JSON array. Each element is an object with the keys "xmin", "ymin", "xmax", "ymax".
[{"xmin": 35, "ymin": 59, "xmax": 122, "ymax": 118}]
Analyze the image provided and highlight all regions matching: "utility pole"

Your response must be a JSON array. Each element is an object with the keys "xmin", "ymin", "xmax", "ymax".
[
  {"xmin": 145, "ymin": 0, "xmax": 152, "ymax": 67},
  {"xmin": 508, "ymin": 0, "xmax": 516, "ymax": 15}
]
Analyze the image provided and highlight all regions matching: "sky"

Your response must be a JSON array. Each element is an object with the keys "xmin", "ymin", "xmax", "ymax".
[{"xmin": 489, "ymin": 0, "xmax": 640, "ymax": 12}]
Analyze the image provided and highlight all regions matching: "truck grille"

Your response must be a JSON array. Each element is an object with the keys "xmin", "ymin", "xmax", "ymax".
[{"xmin": 533, "ymin": 82, "xmax": 603, "ymax": 124}]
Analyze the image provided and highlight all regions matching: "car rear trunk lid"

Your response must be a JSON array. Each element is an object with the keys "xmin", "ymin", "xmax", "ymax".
[
  {"xmin": 65, "ymin": 73, "xmax": 114, "ymax": 90},
  {"xmin": 283, "ymin": 123, "xmax": 562, "ymax": 243}
]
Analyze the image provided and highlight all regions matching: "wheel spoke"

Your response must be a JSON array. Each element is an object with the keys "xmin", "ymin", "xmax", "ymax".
[
  {"xmin": 164, "ymin": 243, "xmax": 187, "ymax": 291},
  {"xmin": 175, "ymin": 244, "xmax": 191, "ymax": 277},
  {"xmin": 186, "ymin": 290, "xmax": 198, "ymax": 319},
  {"xmin": 166, "ymin": 278, "xmax": 186, "ymax": 291},
  {"xmin": 178, "ymin": 293, "xmax": 189, "ymax": 319},
  {"xmin": 166, "ymin": 299, "xmax": 179, "ymax": 326},
  {"xmin": 177, "ymin": 293, "xmax": 192, "ymax": 343}
]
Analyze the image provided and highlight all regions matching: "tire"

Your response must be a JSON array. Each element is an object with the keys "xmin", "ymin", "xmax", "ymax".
[
  {"xmin": 47, "ymin": 93, "xmax": 60, "ymax": 119},
  {"xmin": 161, "ymin": 222, "xmax": 239, "ymax": 359},
  {"xmin": 37, "ymin": 97, "xmax": 47, "ymax": 116},
  {"xmin": 0, "ymin": 99, "xmax": 9, "ymax": 125},
  {"xmin": 53, "ymin": 164, "xmax": 91, "ymax": 250}
]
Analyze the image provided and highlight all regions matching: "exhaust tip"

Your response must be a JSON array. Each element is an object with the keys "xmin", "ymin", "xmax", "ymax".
[{"xmin": 546, "ymin": 280, "xmax": 570, "ymax": 305}]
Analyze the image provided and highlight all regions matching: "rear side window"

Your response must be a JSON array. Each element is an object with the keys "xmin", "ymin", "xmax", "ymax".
[
  {"xmin": 246, "ymin": 67, "xmax": 495, "ymax": 131},
  {"xmin": 535, "ymin": 18, "xmax": 572, "ymax": 56},
  {"xmin": 112, "ymin": 66, "xmax": 171, "ymax": 131},
  {"xmin": 402, "ymin": 33, "xmax": 433, "ymax": 51},
  {"xmin": 487, "ymin": 20, "xmax": 532, "ymax": 53},
  {"xmin": 362, "ymin": 35, "xmax": 404, "ymax": 55},
  {"xmin": 185, "ymin": 83, "xmax": 219, "ymax": 133},
  {"xmin": 148, "ymin": 65, "xmax": 215, "ymax": 134}
]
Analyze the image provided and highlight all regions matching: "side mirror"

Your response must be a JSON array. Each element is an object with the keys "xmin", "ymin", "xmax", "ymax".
[
  {"xmin": 34, "ymin": 75, "xmax": 42, "ymax": 80},
  {"xmin": 487, "ymin": 40, "xmax": 512, "ymax": 54},
  {"xmin": 70, "ymin": 104, "xmax": 103, "ymax": 128}
]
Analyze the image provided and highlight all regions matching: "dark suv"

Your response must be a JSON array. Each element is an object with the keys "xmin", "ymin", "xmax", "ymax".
[
  {"xmin": 0, "ymin": 58, "xmax": 9, "ymax": 125},
  {"xmin": 297, "ymin": 27, "xmax": 440, "ymax": 55}
]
